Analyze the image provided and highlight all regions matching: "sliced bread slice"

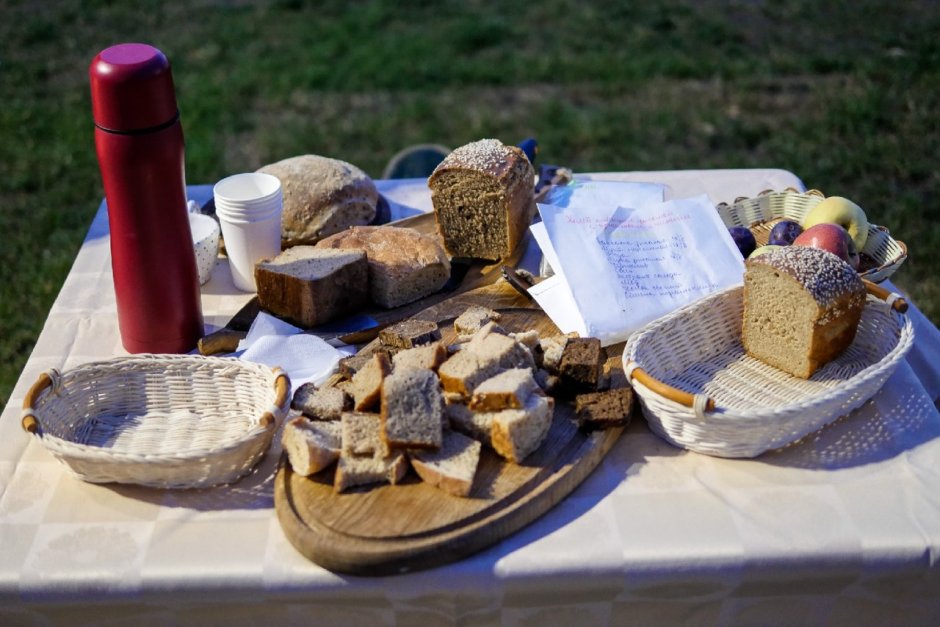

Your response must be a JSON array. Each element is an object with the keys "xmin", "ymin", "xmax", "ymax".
[
  {"xmin": 392, "ymin": 341, "xmax": 448, "ymax": 373},
  {"xmin": 282, "ymin": 416, "xmax": 342, "ymax": 476},
  {"xmin": 491, "ymin": 393, "xmax": 555, "ymax": 463},
  {"xmin": 381, "ymin": 368, "xmax": 444, "ymax": 450},
  {"xmin": 468, "ymin": 367, "xmax": 540, "ymax": 411},
  {"xmin": 348, "ymin": 352, "xmax": 392, "ymax": 411},
  {"xmin": 334, "ymin": 451, "xmax": 409, "ymax": 493},
  {"xmin": 291, "ymin": 383, "xmax": 350, "ymax": 420},
  {"xmin": 410, "ymin": 430, "xmax": 482, "ymax": 497}
]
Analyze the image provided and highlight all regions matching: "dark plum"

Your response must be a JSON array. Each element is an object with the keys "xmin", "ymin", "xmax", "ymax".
[
  {"xmin": 728, "ymin": 226, "xmax": 756, "ymax": 258},
  {"xmin": 768, "ymin": 220, "xmax": 803, "ymax": 246}
]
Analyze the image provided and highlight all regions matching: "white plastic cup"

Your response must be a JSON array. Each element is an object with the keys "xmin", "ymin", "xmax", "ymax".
[{"xmin": 213, "ymin": 173, "xmax": 283, "ymax": 292}]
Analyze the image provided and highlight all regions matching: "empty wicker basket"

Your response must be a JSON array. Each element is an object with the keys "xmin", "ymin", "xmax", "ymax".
[
  {"xmin": 623, "ymin": 282, "xmax": 914, "ymax": 458},
  {"xmin": 716, "ymin": 189, "xmax": 907, "ymax": 283},
  {"xmin": 21, "ymin": 354, "xmax": 290, "ymax": 488}
]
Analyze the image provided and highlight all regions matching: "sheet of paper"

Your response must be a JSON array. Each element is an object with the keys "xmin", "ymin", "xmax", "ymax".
[
  {"xmin": 537, "ymin": 194, "xmax": 745, "ymax": 345},
  {"xmin": 541, "ymin": 178, "xmax": 665, "ymax": 212}
]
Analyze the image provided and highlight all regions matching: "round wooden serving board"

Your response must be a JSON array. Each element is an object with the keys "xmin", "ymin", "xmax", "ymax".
[{"xmin": 274, "ymin": 282, "xmax": 627, "ymax": 575}]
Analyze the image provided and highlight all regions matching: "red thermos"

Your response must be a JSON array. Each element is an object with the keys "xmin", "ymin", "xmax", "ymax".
[{"xmin": 89, "ymin": 43, "xmax": 203, "ymax": 353}]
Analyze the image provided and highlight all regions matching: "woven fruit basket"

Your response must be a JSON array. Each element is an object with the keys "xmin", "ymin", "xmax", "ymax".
[
  {"xmin": 716, "ymin": 188, "xmax": 907, "ymax": 283},
  {"xmin": 622, "ymin": 282, "xmax": 914, "ymax": 458},
  {"xmin": 21, "ymin": 354, "xmax": 290, "ymax": 488}
]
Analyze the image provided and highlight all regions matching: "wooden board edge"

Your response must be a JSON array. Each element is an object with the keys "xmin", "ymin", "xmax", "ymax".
[{"xmin": 274, "ymin": 424, "xmax": 625, "ymax": 576}]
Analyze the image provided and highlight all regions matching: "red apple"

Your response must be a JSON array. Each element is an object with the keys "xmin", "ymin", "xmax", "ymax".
[{"xmin": 792, "ymin": 223, "xmax": 853, "ymax": 263}]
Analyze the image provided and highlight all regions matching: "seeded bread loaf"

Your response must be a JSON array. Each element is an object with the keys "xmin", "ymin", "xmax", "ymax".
[
  {"xmin": 743, "ymin": 245, "xmax": 866, "ymax": 379},
  {"xmin": 254, "ymin": 246, "xmax": 369, "ymax": 327},
  {"xmin": 428, "ymin": 138, "xmax": 536, "ymax": 261},
  {"xmin": 316, "ymin": 226, "xmax": 450, "ymax": 308},
  {"xmin": 257, "ymin": 154, "xmax": 377, "ymax": 247}
]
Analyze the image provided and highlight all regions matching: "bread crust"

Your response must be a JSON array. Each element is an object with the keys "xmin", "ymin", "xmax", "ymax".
[
  {"xmin": 316, "ymin": 226, "xmax": 451, "ymax": 308},
  {"xmin": 257, "ymin": 154, "xmax": 377, "ymax": 247}
]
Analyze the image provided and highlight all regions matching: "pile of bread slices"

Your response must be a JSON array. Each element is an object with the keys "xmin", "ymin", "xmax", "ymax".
[{"xmin": 282, "ymin": 306, "xmax": 634, "ymax": 497}]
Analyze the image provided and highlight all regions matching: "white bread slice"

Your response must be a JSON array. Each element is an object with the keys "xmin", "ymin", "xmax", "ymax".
[
  {"xmin": 340, "ymin": 411, "xmax": 389, "ymax": 457},
  {"xmin": 349, "ymin": 352, "xmax": 392, "ymax": 411},
  {"xmin": 391, "ymin": 341, "xmax": 448, "ymax": 373},
  {"xmin": 454, "ymin": 306, "xmax": 502, "ymax": 340},
  {"xmin": 469, "ymin": 368, "xmax": 539, "ymax": 412},
  {"xmin": 381, "ymin": 368, "xmax": 444, "ymax": 450},
  {"xmin": 437, "ymin": 349, "xmax": 502, "ymax": 396},
  {"xmin": 334, "ymin": 451, "xmax": 409, "ymax": 493},
  {"xmin": 410, "ymin": 430, "xmax": 482, "ymax": 497},
  {"xmin": 445, "ymin": 402, "xmax": 494, "ymax": 445},
  {"xmin": 281, "ymin": 416, "xmax": 342, "ymax": 476},
  {"xmin": 466, "ymin": 322, "xmax": 535, "ymax": 371},
  {"xmin": 491, "ymin": 394, "xmax": 555, "ymax": 463}
]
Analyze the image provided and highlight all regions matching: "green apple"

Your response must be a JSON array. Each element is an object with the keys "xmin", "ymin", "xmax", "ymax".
[{"xmin": 801, "ymin": 196, "xmax": 869, "ymax": 251}]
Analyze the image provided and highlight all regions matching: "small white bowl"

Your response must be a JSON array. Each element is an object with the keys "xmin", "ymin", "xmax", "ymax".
[{"xmin": 190, "ymin": 212, "xmax": 221, "ymax": 285}]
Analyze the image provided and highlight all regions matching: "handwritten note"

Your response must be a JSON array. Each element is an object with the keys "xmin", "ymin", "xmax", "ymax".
[{"xmin": 534, "ymin": 194, "xmax": 744, "ymax": 345}]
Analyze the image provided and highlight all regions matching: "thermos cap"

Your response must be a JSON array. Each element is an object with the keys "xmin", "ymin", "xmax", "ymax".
[{"xmin": 90, "ymin": 43, "xmax": 179, "ymax": 132}]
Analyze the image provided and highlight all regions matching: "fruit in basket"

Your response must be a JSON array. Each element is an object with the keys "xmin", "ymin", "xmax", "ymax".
[
  {"xmin": 729, "ymin": 226, "xmax": 757, "ymax": 258},
  {"xmin": 748, "ymin": 244, "xmax": 784, "ymax": 259},
  {"xmin": 801, "ymin": 196, "xmax": 869, "ymax": 251},
  {"xmin": 768, "ymin": 220, "xmax": 803, "ymax": 246},
  {"xmin": 793, "ymin": 223, "xmax": 853, "ymax": 263}
]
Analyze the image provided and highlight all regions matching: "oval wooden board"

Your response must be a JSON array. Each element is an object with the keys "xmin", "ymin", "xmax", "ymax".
[{"xmin": 274, "ymin": 282, "xmax": 627, "ymax": 575}]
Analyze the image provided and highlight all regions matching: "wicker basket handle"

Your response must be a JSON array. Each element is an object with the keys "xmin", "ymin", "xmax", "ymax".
[
  {"xmin": 625, "ymin": 363, "xmax": 716, "ymax": 415},
  {"xmin": 259, "ymin": 371, "xmax": 291, "ymax": 427},
  {"xmin": 21, "ymin": 371, "xmax": 55, "ymax": 434},
  {"xmin": 863, "ymin": 279, "xmax": 908, "ymax": 313}
]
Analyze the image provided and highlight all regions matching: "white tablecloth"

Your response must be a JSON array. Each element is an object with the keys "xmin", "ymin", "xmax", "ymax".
[{"xmin": 2, "ymin": 170, "xmax": 938, "ymax": 626}]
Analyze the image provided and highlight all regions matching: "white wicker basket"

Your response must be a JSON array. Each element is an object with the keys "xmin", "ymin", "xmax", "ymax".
[
  {"xmin": 716, "ymin": 189, "xmax": 907, "ymax": 283},
  {"xmin": 21, "ymin": 354, "xmax": 290, "ymax": 488},
  {"xmin": 623, "ymin": 283, "xmax": 914, "ymax": 458}
]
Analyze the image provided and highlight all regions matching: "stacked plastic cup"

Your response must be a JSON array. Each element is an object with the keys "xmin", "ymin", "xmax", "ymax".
[{"xmin": 213, "ymin": 172, "xmax": 283, "ymax": 292}]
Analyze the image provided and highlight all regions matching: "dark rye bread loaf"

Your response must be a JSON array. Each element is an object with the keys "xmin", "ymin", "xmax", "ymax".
[
  {"xmin": 743, "ymin": 245, "xmax": 865, "ymax": 379},
  {"xmin": 428, "ymin": 138, "xmax": 535, "ymax": 261}
]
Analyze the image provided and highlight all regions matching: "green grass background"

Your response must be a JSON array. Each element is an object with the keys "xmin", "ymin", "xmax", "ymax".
[{"xmin": 1, "ymin": 0, "xmax": 938, "ymax": 406}]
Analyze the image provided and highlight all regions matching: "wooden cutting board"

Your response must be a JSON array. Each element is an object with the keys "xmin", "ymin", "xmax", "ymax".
[
  {"xmin": 199, "ymin": 211, "xmax": 536, "ymax": 352},
  {"xmin": 274, "ymin": 281, "xmax": 627, "ymax": 575}
]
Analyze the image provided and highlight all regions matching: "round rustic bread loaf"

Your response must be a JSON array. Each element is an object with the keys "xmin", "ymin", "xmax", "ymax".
[{"xmin": 257, "ymin": 154, "xmax": 377, "ymax": 247}]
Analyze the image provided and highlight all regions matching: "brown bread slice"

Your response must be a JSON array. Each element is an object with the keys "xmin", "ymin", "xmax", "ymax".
[
  {"xmin": 291, "ymin": 383, "xmax": 350, "ymax": 420},
  {"xmin": 381, "ymin": 369, "xmax": 444, "ymax": 450},
  {"xmin": 574, "ymin": 387, "xmax": 635, "ymax": 431},
  {"xmin": 469, "ymin": 368, "xmax": 540, "ymax": 411}
]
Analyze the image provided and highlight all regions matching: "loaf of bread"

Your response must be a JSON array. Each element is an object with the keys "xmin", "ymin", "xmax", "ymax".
[
  {"xmin": 254, "ymin": 246, "xmax": 369, "ymax": 327},
  {"xmin": 428, "ymin": 138, "xmax": 535, "ymax": 261},
  {"xmin": 257, "ymin": 154, "xmax": 377, "ymax": 247},
  {"xmin": 743, "ymin": 245, "xmax": 866, "ymax": 379},
  {"xmin": 316, "ymin": 226, "xmax": 451, "ymax": 308}
]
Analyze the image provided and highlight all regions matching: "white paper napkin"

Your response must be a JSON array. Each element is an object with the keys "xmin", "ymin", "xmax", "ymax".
[{"xmin": 237, "ymin": 311, "xmax": 353, "ymax": 391}]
